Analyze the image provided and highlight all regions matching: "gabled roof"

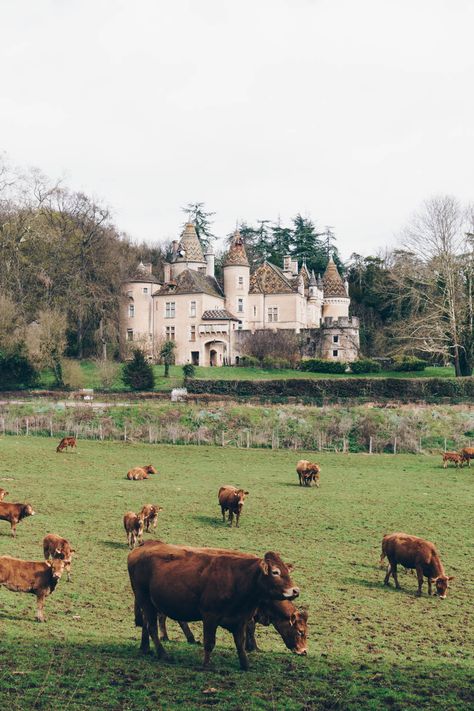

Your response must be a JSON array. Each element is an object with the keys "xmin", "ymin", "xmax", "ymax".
[
  {"xmin": 322, "ymin": 256, "xmax": 347, "ymax": 298},
  {"xmin": 249, "ymin": 261, "xmax": 296, "ymax": 295},
  {"xmin": 223, "ymin": 230, "xmax": 249, "ymax": 267},
  {"xmin": 202, "ymin": 309, "xmax": 239, "ymax": 321},
  {"xmin": 157, "ymin": 268, "xmax": 223, "ymax": 298},
  {"xmin": 174, "ymin": 223, "xmax": 206, "ymax": 263}
]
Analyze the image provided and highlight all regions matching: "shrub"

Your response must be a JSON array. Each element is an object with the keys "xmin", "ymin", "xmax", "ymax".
[
  {"xmin": 299, "ymin": 359, "xmax": 347, "ymax": 374},
  {"xmin": 393, "ymin": 356, "xmax": 427, "ymax": 372},
  {"xmin": 95, "ymin": 359, "xmax": 121, "ymax": 389},
  {"xmin": 351, "ymin": 359, "xmax": 382, "ymax": 374},
  {"xmin": 62, "ymin": 359, "xmax": 85, "ymax": 389},
  {"xmin": 182, "ymin": 364, "xmax": 195, "ymax": 381},
  {"xmin": 238, "ymin": 355, "xmax": 260, "ymax": 368},
  {"xmin": 122, "ymin": 349, "xmax": 155, "ymax": 390},
  {"xmin": 0, "ymin": 345, "xmax": 37, "ymax": 389}
]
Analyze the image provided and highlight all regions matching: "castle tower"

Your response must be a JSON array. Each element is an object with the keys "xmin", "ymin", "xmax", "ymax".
[
  {"xmin": 223, "ymin": 229, "xmax": 250, "ymax": 327},
  {"xmin": 171, "ymin": 222, "xmax": 207, "ymax": 278},
  {"xmin": 121, "ymin": 262, "xmax": 161, "ymax": 356},
  {"xmin": 307, "ymin": 270, "xmax": 323, "ymax": 327},
  {"xmin": 321, "ymin": 255, "xmax": 350, "ymax": 320}
]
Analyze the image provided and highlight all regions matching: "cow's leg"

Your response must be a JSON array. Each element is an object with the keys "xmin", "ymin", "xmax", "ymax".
[
  {"xmin": 298, "ymin": 473, "xmax": 302, "ymax": 486},
  {"xmin": 427, "ymin": 578, "xmax": 432, "ymax": 596},
  {"xmin": 221, "ymin": 506, "xmax": 226, "ymax": 523},
  {"xmin": 391, "ymin": 563, "xmax": 400, "ymax": 589},
  {"xmin": 140, "ymin": 625, "xmax": 150, "ymax": 654},
  {"xmin": 65, "ymin": 562, "xmax": 72, "ymax": 582},
  {"xmin": 232, "ymin": 623, "xmax": 250, "ymax": 671},
  {"xmin": 11, "ymin": 521, "xmax": 16, "ymax": 537},
  {"xmin": 36, "ymin": 594, "xmax": 46, "ymax": 622},
  {"xmin": 228, "ymin": 511, "xmax": 234, "ymax": 527},
  {"xmin": 141, "ymin": 603, "xmax": 168, "ymax": 659},
  {"xmin": 158, "ymin": 613, "xmax": 170, "ymax": 641},
  {"xmin": 384, "ymin": 563, "xmax": 392, "ymax": 586},
  {"xmin": 202, "ymin": 618, "xmax": 218, "ymax": 667},
  {"xmin": 415, "ymin": 566, "xmax": 424, "ymax": 597},
  {"xmin": 443, "ymin": 459, "xmax": 447, "ymax": 469},
  {"xmin": 178, "ymin": 621, "xmax": 197, "ymax": 644},
  {"xmin": 236, "ymin": 511, "xmax": 240, "ymax": 527},
  {"xmin": 245, "ymin": 619, "xmax": 259, "ymax": 652}
]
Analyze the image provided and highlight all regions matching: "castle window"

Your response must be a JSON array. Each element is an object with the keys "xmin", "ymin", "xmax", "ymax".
[
  {"xmin": 333, "ymin": 335, "xmax": 339, "ymax": 344},
  {"xmin": 143, "ymin": 287, "xmax": 148, "ymax": 294},
  {"xmin": 237, "ymin": 298, "xmax": 244, "ymax": 313},
  {"xmin": 190, "ymin": 325, "xmax": 196, "ymax": 341},
  {"xmin": 268, "ymin": 307, "xmax": 278, "ymax": 323},
  {"xmin": 238, "ymin": 276, "xmax": 244, "ymax": 289},
  {"xmin": 165, "ymin": 302, "xmax": 176, "ymax": 318},
  {"xmin": 165, "ymin": 326, "xmax": 176, "ymax": 341},
  {"xmin": 128, "ymin": 304, "xmax": 135, "ymax": 318},
  {"xmin": 333, "ymin": 349, "xmax": 338, "ymax": 357},
  {"xmin": 126, "ymin": 329, "xmax": 133, "ymax": 341},
  {"xmin": 253, "ymin": 305, "xmax": 257, "ymax": 317},
  {"xmin": 190, "ymin": 301, "xmax": 196, "ymax": 317}
]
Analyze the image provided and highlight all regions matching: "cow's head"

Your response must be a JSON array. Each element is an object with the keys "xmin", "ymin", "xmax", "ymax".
[
  {"xmin": 431, "ymin": 574, "xmax": 454, "ymax": 599},
  {"xmin": 273, "ymin": 608, "xmax": 308, "ymax": 655},
  {"xmin": 258, "ymin": 552, "xmax": 299, "ymax": 601},
  {"xmin": 145, "ymin": 465, "xmax": 157, "ymax": 475},
  {"xmin": 22, "ymin": 504, "xmax": 35, "ymax": 518},
  {"xmin": 234, "ymin": 489, "xmax": 249, "ymax": 513},
  {"xmin": 48, "ymin": 558, "xmax": 66, "ymax": 580},
  {"xmin": 0, "ymin": 489, "xmax": 8, "ymax": 500}
]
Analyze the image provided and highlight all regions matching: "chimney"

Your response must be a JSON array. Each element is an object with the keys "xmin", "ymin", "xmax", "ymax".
[
  {"xmin": 283, "ymin": 255, "xmax": 291, "ymax": 272},
  {"xmin": 143, "ymin": 262, "xmax": 153, "ymax": 275},
  {"xmin": 205, "ymin": 249, "xmax": 215, "ymax": 279},
  {"xmin": 291, "ymin": 259, "xmax": 299, "ymax": 275},
  {"xmin": 171, "ymin": 240, "xmax": 179, "ymax": 255},
  {"xmin": 163, "ymin": 263, "xmax": 171, "ymax": 283}
]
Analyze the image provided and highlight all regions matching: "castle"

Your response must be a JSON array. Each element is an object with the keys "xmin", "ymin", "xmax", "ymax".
[{"xmin": 121, "ymin": 223, "xmax": 360, "ymax": 366}]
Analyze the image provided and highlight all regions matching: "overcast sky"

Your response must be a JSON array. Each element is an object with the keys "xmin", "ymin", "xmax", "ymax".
[{"xmin": 1, "ymin": 0, "xmax": 473, "ymax": 259}]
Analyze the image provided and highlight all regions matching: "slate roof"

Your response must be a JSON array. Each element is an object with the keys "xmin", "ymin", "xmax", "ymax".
[
  {"xmin": 202, "ymin": 309, "xmax": 239, "ymax": 321},
  {"xmin": 322, "ymin": 256, "xmax": 347, "ymax": 298},
  {"xmin": 158, "ymin": 268, "xmax": 224, "ymax": 298}
]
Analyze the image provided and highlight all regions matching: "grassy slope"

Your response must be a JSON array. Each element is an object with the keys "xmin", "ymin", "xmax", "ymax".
[
  {"xmin": 0, "ymin": 438, "xmax": 472, "ymax": 710},
  {"xmin": 38, "ymin": 362, "xmax": 456, "ymax": 392}
]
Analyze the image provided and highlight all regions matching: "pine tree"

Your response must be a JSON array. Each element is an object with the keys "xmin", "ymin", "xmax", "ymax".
[
  {"xmin": 181, "ymin": 202, "xmax": 215, "ymax": 252},
  {"xmin": 122, "ymin": 349, "xmax": 155, "ymax": 390}
]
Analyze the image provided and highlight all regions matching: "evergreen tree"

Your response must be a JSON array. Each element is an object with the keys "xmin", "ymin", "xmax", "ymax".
[
  {"xmin": 269, "ymin": 221, "xmax": 292, "ymax": 265},
  {"xmin": 122, "ymin": 349, "xmax": 155, "ymax": 390},
  {"xmin": 181, "ymin": 202, "xmax": 215, "ymax": 251},
  {"xmin": 160, "ymin": 340, "xmax": 176, "ymax": 378}
]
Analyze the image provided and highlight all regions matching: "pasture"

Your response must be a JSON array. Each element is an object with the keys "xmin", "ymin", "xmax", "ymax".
[{"xmin": 0, "ymin": 437, "xmax": 472, "ymax": 710}]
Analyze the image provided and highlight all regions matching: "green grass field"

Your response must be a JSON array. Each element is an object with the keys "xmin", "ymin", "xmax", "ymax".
[
  {"xmin": 38, "ymin": 361, "xmax": 456, "ymax": 392},
  {"xmin": 0, "ymin": 437, "xmax": 472, "ymax": 710}
]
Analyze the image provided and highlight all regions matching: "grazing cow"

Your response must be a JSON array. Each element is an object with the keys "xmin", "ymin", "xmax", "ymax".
[
  {"xmin": 442, "ymin": 452, "xmax": 465, "ymax": 468},
  {"xmin": 245, "ymin": 599, "xmax": 308, "ymax": 655},
  {"xmin": 0, "ymin": 488, "xmax": 9, "ymax": 501},
  {"xmin": 218, "ymin": 485, "xmax": 249, "ymax": 527},
  {"xmin": 0, "ymin": 555, "xmax": 65, "ymax": 621},
  {"xmin": 56, "ymin": 437, "xmax": 77, "ymax": 453},
  {"xmin": 296, "ymin": 460, "xmax": 321, "ymax": 487},
  {"xmin": 460, "ymin": 447, "xmax": 474, "ymax": 467},
  {"xmin": 381, "ymin": 532, "xmax": 454, "ymax": 598},
  {"xmin": 128, "ymin": 541, "xmax": 300, "ymax": 670},
  {"xmin": 0, "ymin": 502, "xmax": 35, "ymax": 537},
  {"xmin": 43, "ymin": 534, "xmax": 75, "ymax": 582},
  {"xmin": 126, "ymin": 465, "xmax": 157, "ymax": 481},
  {"xmin": 124, "ymin": 511, "xmax": 145, "ymax": 549},
  {"xmin": 140, "ymin": 504, "xmax": 163, "ymax": 533}
]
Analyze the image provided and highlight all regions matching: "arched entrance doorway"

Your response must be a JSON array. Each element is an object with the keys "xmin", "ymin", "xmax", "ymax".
[{"xmin": 204, "ymin": 340, "xmax": 227, "ymax": 367}]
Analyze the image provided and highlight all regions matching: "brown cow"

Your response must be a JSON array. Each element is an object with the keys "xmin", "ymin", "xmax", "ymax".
[
  {"xmin": 43, "ymin": 534, "xmax": 75, "ymax": 582},
  {"xmin": 381, "ymin": 532, "xmax": 454, "ymax": 598},
  {"xmin": 0, "ymin": 555, "xmax": 65, "ymax": 621},
  {"xmin": 460, "ymin": 447, "xmax": 474, "ymax": 467},
  {"xmin": 218, "ymin": 485, "xmax": 249, "ymax": 527},
  {"xmin": 296, "ymin": 460, "xmax": 321, "ymax": 487},
  {"xmin": 0, "ymin": 502, "xmax": 35, "ymax": 537},
  {"xmin": 140, "ymin": 504, "xmax": 163, "ymax": 533},
  {"xmin": 0, "ymin": 488, "xmax": 9, "ymax": 501},
  {"xmin": 245, "ymin": 600, "xmax": 308, "ymax": 655},
  {"xmin": 442, "ymin": 452, "xmax": 465, "ymax": 468},
  {"xmin": 124, "ymin": 511, "xmax": 145, "ymax": 548},
  {"xmin": 126, "ymin": 465, "xmax": 157, "ymax": 481},
  {"xmin": 128, "ymin": 541, "xmax": 300, "ymax": 670},
  {"xmin": 56, "ymin": 437, "xmax": 77, "ymax": 453}
]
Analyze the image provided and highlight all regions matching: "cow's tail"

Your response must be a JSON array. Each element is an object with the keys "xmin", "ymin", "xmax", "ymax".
[{"xmin": 134, "ymin": 599, "xmax": 143, "ymax": 627}]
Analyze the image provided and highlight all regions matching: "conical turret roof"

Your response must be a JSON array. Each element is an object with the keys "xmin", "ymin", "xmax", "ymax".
[
  {"xmin": 322, "ymin": 256, "xmax": 347, "ymax": 297},
  {"xmin": 223, "ymin": 229, "xmax": 249, "ymax": 267},
  {"xmin": 309, "ymin": 269, "xmax": 317, "ymax": 286},
  {"xmin": 174, "ymin": 223, "xmax": 206, "ymax": 263}
]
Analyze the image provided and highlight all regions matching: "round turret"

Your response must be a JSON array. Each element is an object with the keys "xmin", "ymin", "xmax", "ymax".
[{"xmin": 223, "ymin": 230, "xmax": 250, "ymax": 325}]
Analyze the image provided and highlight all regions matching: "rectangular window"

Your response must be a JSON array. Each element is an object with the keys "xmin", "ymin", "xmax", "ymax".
[
  {"xmin": 237, "ymin": 298, "xmax": 244, "ymax": 313},
  {"xmin": 126, "ymin": 329, "xmax": 133, "ymax": 341},
  {"xmin": 165, "ymin": 302, "xmax": 176, "ymax": 318},
  {"xmin": 238, "ymin": 276, "xmax": 244, "ymax": 289},
  {"xmin": 165, "ymin": 326, "xmax": 176, "ymax": 341},
  {"xmin": 333, "ymin": 349, "xmax": 338, "ymax": 357},
  {"xmin": 267, "ymin": 307, "xmax": 278, "ymax": 323},
  {"xmin": 143, "ymin": 287, "xmax": 148, "ymax": 294},
  {"xmin": 253, "ymin": 305, "xmax": 257, "ymax": 317},
  {"xmin": 333, "ymin": 335, "xmax": 339, "ymax": 344},
  {"xmin": 128, "ymin": 304, "xmax": 135, "ymax": 318},
  {"xmin": 190, "ymin": 301, "xmax": 196, "ymax": 317},
  {"xmin": 190, "ymin": 325, "xmax": 196, "ymax": 341}
]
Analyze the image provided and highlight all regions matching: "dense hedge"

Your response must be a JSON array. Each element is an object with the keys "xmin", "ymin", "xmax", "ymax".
[
  {"xmin": 187, "ymin": 377, "xmax": 474, "ymax": 401},
  {"xmin": 299, "ymin": 359, "xmax": 347, "ymax": 374},
  {"xmin": 392, "ymin": 356, "xmax": 427, "ymax": 371},
  {"xmin": 350, "ymin": 359, "xmax": 382, "ymax": 374}
]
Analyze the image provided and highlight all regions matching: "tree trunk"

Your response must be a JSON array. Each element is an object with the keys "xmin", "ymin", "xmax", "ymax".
[
  {"xmin": 99, "ymin": 317, "xmax": 107, "ymax": 361},
  {"xmin": 458, "ymin": 347, "xmax": 473, "ymax": 377},
  {"xmin": 164, "ymin": 362, "xmax": 169, "ymax": 378},
  {"xmin": 77, "ymin": 315, "xmax": 83, "ymax": 359}
]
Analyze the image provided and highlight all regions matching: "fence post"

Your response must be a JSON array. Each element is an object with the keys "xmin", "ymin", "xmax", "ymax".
[
  {"xmin": 246, "ymin": 430, "xmax": 250, "ymax": 449},
  {"xmin": 49, "ymin": 418, "xmax": 53, "ymax": 437},
  {"xmin": 444, "ymin": 438, "xmax": 447, "ymax": 452},
  {"xmin": 25, "ymin": 418, "xmax": 29, "ymax": 436},
  {"xmin": 124, "ymin": 424, "xmax": 127, "ymax": 442},
  {"xmin": 369, "ymin": 436, "xmax": 373, "ymax": 455},
  {"xmin": 149, "ymin": 426, "xmax": 152, "ymax": 444},
  {"xmin": 393, "ymin": 436, "xmax": 397, "ymax": 455},
  {"xmin": 221, "ymin": 431, "xmax": 225, "ymax": 447}
]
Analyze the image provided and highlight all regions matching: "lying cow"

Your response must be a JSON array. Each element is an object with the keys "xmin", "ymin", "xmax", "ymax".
[
  {"xmin": 0, "ymin": 555, "xmax": 65, "ymax": 621},
  {"xmin": 0, "ymin": 502, "xmax": 35, "ymax": 537},
  {"xmin": 43, "ymin": 534, "xmax": 75, "ymax": 582},
  {"xmin": 245, "ymin": 599, "xmax": 308, "ymax": 655},
  {"xmin": 126, "ymin": 465, "xmax": 157, "ymax": 480},
  {"xmin": 128, "ymin": 541, "xmax": 299, "ymax": 670},
  {"xmin": 218, "ymin": 485, "xmax": 249, "ymax": 527},
  {"xmin": 124, "ymin": 511, "xmax": 145, "ymax": 549},
  {"xmin": 296, "ymin": 460, "xmax": 321, "ymax": 487},
  {"xmin": 460, "ymin": 447, "xmax": 474, "ymax": 467},
  {"xmin": 0, "ymin": 488, "xmax": 9, "ymax": 501},
  {"xmin": 381, "ymin": 532, "xmax": 454, "ymax": 598},
  {"xmin": 140, "ymin": 504, "xmax": 163, "ymax": 533},
  {"xmin": 442, "ymin": 451, "xmax": 465, "ymax": 468},
  {"xmin": 56, "ymin": 436, "xmax": 77, "ymax": 453}
]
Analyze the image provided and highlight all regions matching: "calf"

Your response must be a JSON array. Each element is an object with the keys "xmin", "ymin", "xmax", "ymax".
[
  {"xmin": 0, "ymin": 555, "xmax": 65, "ymax": 621},
  {"xmin": 43, "ymin": 534, "xmax": 75, "ymax": 582},
  {"xmin": 296, "ymin": 460, "xmax": 321, "ymax": 487},
  {"xmin": 460, "ymin": 447, "xmax": 474, "ymax": 467},
  {"xmin": 126, "ymin": 465, "xmax": 157, "ymax": 481},
  {"xmin": 381, "ymin": 532, "xmax": 454, "ymax": 598},
  {"xmin": 218, "ymin": 485, "xmax": 249, "ymax": 527},
  {"xmin": 442, "ymin": 451, "xmax": 464, "ymax": 468},
  {"xmin": 124, "ymin": 511, "xmax": 145, "ymax": 548},
  {"xmin": 0, "ymin": 502, "xmax": 35, "ymax": 537},
  {"xmin": 245, "ymin": 600, "xmax": 308, "ymax": 655},
  {"xmin": 140, "ymin": 504, "xmax": 163, "ymax": 533},
  {"xmin": 0, "ymin": 488, "xmax": 9, "ymax": 502},
  {"xmin": 56, "ymin": 436, "xmax": 77, "ymax": 453}
]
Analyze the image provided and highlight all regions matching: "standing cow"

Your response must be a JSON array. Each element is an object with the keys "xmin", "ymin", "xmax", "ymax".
[
  {"xmin": 124, "ymin": 511, "xmax": 145, "ymax": 549},
  {"xmin": 218, "ymin": 486, "xmax": 249, "ymax": 527},
  {"xmin": 381, "ymin": 532, "xmax": 454, "ymax": 598},
  {"xmin": 43, "ymin": 534, "xmax": 75, "ymax": 582},
  {"xmin": 0, "ymin": 502, "xmax": 35, "ymax": 537},
  {"xmin": 460, "ymin": 447, "xmax": 474, "ymax": 467},
  {"xmin": 442, "ymin": 452, "xmax": 465, "ymax": 468},
  {"xmin": 140, "ymin": 504, "xmax": 163, "ymax": 533},
  {"xmin": 128, "ymin": 541, "xmax": 300, "ymax": 670},
  {"xmin": 296, "ymin": 460, "xmax": 321, "ymax": 487},
  {"xmin": 0, "ymin": 555, "xmax": 65, "ymax": 621}
]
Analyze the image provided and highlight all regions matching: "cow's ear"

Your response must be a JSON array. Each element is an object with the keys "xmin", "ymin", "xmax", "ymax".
[
  {"xmin": 55, "ymin": 548, "xmax": 62, "ymax": 556},
  {"xmin": 244, "ymin": 491, "xmax": 249, "ymax": 495},
  {"xmin": 286, "ymin": 563, "xmax": 294, "ymax": 572},
  {"xmin": 448, "ymin": 576, "xmax": 455, "ymax": 581},
  {"xmin": 430, "ymin": 577, "xmax": 439, "ymax": 583},
  {"xmin": 46, "ymin": 561, "xmax": 52, "ymax": 568},
  {"xmin": 259, "ymin": 560, "xmax": 269, "ymax": 575},
  {"xmin": 290, "ymin": 612, "xmax": 297, "ymax": 626}
]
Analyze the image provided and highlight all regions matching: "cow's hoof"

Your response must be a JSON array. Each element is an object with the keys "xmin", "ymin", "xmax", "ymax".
[
  {"xmin": 415, "ymin": 591, "xmax": 422, "ymax": 597},
  {"xmin": 140, "ymin": 648, "xmax": 152, "ymax": 655}
]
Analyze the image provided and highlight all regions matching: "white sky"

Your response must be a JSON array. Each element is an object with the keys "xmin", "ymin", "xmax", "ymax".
[{"xmin": 1, "ymin": 0, "xmax": 473, "ymax": 258}]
